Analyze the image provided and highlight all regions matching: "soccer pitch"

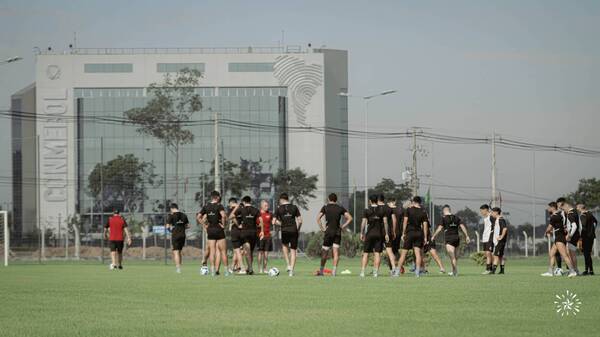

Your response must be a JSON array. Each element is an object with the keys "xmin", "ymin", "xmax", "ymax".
[{"xmin": 0, "ymin": 257, "xmax": 598, "ymax": 337}]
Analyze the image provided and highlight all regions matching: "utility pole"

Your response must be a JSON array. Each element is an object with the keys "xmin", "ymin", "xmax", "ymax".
[
  {"xmin": 221, "ymin": 139, "xmax": 225, "ymax": 198},
  {"xmin": 352, "ymin": 179, "xmax": 357, "ymax": 233},
  {"xmin": 213, "ymin": 110, "xmax": 220, "ymax": 194},
  {"xmin": 163, "ymin": 143, "xmax": 168, "ymax": 265},
  {"xmin": 430, "ymin": 141, "xmax": 434, "ymax": 227},
  {"xmin": 532, "ymin": 151, "xmax": 536, "ymax": 257},
  {"xmin": 363, "ymin": 99, "xmax": 369, "ymax": 208},
  {"xmin": 411, "ymin": 128, "xmax": 419, "ymax": 197},
  {"xmin": 491, "ymin": 131, "xmax": 497, "ymax": 207},
  {"xmin": 100, "ymin": 137, "xmax": 105, "ymax": 264}
]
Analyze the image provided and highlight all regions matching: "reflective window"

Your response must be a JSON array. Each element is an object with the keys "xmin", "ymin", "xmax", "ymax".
[
  {"xmin": 228, "ymin": 63, "xmax": 274, "ymax": 72},
  {"xmin": 84, "ymin": 63, "xmax": 133, "ymax": 73},
  {"xmin": 157, "ymin": 63, "xmax": 205, "ymax": 73},
  {"xmin": 75, "ymin": 87, "xmax": 287, "ymax": 225}
]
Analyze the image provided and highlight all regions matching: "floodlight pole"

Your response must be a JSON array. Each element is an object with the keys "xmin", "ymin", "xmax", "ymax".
[{"xmin": 2, "ymin": 211, "xmax": 8, "ymax": 266}]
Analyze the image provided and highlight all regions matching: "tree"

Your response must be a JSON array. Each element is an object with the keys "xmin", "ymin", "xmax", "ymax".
[
  {"xmin": 349, "ymin": 178, "xmax": 412, "ymax": 224},
  {"xmin": 273, "ymin": 167, "xmax": 318, "ymax": 210},
  {"xmin": 371, "ymin": 178, "xmax": 412, "ymax": 202},
  {"xmin": 455, "ymin": 207, "xmax": 480, "ymax": 226},
  {"xmin": 124, "ymin": 68, "xmax": 203, "ymax": 202},
  {"xmin": 88, "ymin": 154, "xmax": 158, "ymax": 213},
  {"xmin": 566, "ymin": 178, "xmax": 600, "ymax": 209}
]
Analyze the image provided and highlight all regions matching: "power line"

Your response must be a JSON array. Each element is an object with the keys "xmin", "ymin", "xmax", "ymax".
[{"xmin": 4, "ymin": 108, "xmax": 600, "ymax": 157}]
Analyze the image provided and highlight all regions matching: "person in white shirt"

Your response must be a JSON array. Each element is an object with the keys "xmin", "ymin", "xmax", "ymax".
[{"xmin": 479, "ymin": 204, "xmax": 495, "ymax": 275}]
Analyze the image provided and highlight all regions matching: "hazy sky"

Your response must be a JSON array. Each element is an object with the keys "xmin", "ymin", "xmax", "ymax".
[{"xmin": 1, "ymin": 0, "xmax": 599, "ymax": 225}]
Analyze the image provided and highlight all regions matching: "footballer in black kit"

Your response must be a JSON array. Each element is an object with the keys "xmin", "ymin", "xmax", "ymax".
[
  {"xmin": 543, "ymin": 201, "xmax": 577, "ymax": 277},
  {"xmin": 397, "ymin": 196, "xmax": 428, "ymax": 277},
  {"xmin": 431, "ymin": 205, "xmax": 470, "ymax": 276},
  {"xmin": 490, "ymin": 207, "xmax": 508, "ymax": 274},
  {"xmin": 274, "ymin": 193, "xmax": 302, "ymax": 276},
  {"xmin": 227, "ymin": 197, "xmax": 244, "ymax": 272},
  {"xmin": 377, "ymin": 195, "xmax": 399, "ymax": 275},
  {"xmin": 562, "ymin": 202, "xmax": 581, "ymax": 274},
  {"xmin": 316, "ymin": 193, "xmax": 352, "ymax": 276},
  {"xmin": 165, "ymin": 203, "xmax": 190, "ymax": 273},
  {"xmin": 233, "ymin": 196, "xmax": 262, "ymax": 275},
  {"xmin": 577, "ymin": 203, "xmax": 597, "ymax": 275},
  {"xmin": 199, "ymin": 191, "xmax": 229, "ymax": 276},
  {"xmin": 359, "ymin": 195, "xmax": 389, "ymax": 277}
]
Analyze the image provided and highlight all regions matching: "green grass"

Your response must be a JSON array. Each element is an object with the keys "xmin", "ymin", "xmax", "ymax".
[{"xmin": 0, "ymin": 257, "xmax": 598, "ymax": 337}]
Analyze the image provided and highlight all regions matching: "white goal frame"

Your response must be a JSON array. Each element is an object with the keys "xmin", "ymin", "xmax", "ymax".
[{"xmin": 1, "ymin": 210, "xmax": 7, "ymax": 266}]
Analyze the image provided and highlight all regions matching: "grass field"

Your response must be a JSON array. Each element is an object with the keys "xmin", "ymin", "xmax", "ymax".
[{"xmin": 0, "ymin": 257, "xmax": 598, "ymax": 337}]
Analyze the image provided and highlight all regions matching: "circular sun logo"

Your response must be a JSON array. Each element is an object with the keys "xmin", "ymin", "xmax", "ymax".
[{"xmin": 554, "ymin": 290, "xmax": 582, "ymax": 317}]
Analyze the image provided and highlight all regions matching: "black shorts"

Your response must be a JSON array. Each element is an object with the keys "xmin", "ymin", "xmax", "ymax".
[
  {"xmin": 207, "ymin": 227, "xmax": 225, "ymax": 241},
  {"xmin": 445, "ymin": 236, "xmax": 460, "ymax": 248},
  {"xmin": 402, "ymin": 231, "xmax": 424, "ymax": 250},
  {"xmin": 172, "ymin": 235, "xmax": 186, "ymax": 251},
  {"xmin": 230, "ymin": 228, "xmax": 242, "ymax": 249},
  {"xmin": 493, "ymin": 241, "xmax": 506, "ymax": 257},
  {"xmin": 483, "ymin": 241, "xmax": 494, "ymax": 252},
  {"xmin": 258, "ymin": 238, "xmax": 273, "ymax": 252},
  {"xmin": 109, "ymin": 240, "xmax": 124, "ymax": 253},
  {"xmin": 323, "ymin": 232, "xmax": 341, "ymax": 248},
  {"xmin": 240, "ymin": 231, "xmax": 257, "ymax": 251},
  {"xmin": 554, "ymin": 234, "xmax": 567, "ymax": 245},
  {"xmin": 424, "ymin": 239, "xmax": 438, "ymax": 253},
  {"xmin": 385, "ymin": 235, "xmax": 400, "ymax": 251},
  {"xmin": 281, "ymin": 231, "xmax": 299, "ymax": 250},
  {"xmin": 363, "ymin": 234, "xmax": 383, "ymax": 253}
]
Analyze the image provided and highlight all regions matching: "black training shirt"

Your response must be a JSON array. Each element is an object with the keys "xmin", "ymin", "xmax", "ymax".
[
  {"xmin": 581, "ymin": 212, "xmax": 597, "ymax": 239},
  {"xmin": 275, "ymin": 203, "xmax": 301, "ymax": 233},
  {"xmin": 167, "ymin": 212, "xmax": 189, "ymax": 236},
  {"xmin": 404, "ymin": 206, "xmax": 429, "ymax": 233},
  {"xmin": 440, "ymin": 214, "xmax": 462, "ymax": 237},
  {"xmin": 234, "ymin": 205, "xmax": 260, "ymax": 232},
  {"xmin": 363, "ymin": 205, "xmax": 385, "ymax": 237},
  {"xmin": 320, "ymin": 203, "xmax": 347, "ymax": 235},
  {"xmin": 200, "ymin": 202, "xmax": 225, "ymax": 228}
]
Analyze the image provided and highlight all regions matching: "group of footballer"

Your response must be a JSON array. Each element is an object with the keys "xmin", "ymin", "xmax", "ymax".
[
  {"xmin": 102, "ymin": 190, "xmax": 596, "ymax": 278},
  {"xmin": 541, "ymin": 197, "xmax": 597, "ymax": 277},
  {"xmin": 162, "ymin": 190, "xmax": 509, "ymax": 278}
]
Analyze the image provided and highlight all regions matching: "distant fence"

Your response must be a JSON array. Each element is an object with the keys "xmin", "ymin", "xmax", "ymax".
[{"xmin": 4, "ymin": 223, "xmax": 597, "ymax": 265}]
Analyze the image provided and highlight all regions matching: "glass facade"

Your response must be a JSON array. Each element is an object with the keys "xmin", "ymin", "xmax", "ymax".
[
  {"xmin": 157, "ymin": 63, "xmax": 205, "ymax": 73},
  {"xmin": 228, "ymin": 62, "xmax": 274, "ymax": 72},
  {"xmin": 84, "ymin": 63, "xmax": 133, "ymax": 73},
  {"xmin": 75, "ymin": 87, "xmax": 287, "ymax": 229}
]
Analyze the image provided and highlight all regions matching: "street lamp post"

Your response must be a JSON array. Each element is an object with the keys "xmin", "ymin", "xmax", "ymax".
[{"xmin": 339, "ymin": 90, "xmax": 397, "ymax": 208}]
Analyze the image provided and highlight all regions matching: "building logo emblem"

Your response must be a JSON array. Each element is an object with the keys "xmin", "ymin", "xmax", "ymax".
[
  {"xmin": 273, "ymin": 55, "xmax": 323, "ymax": 126},
  {"xmin": 46, "ymin": 65, "xmax": 61, "ymax": 80},
  {"xmin": 554, "ymin": 290, "xmax": 581, "ymax": 317}
]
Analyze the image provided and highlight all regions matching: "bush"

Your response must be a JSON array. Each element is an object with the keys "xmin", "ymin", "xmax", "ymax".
[
  {"xmin": 305, "ymin": 231, "xmax": 362, "ymax": 258},
  {"xmin": 305, "ymin": 232, "xmax": 324, "ymax": 258},
  {"xmin": 340, "ymin": 231, "xmax": 361, "ymax": 258},
  {"xmin": 470, "ymin": 251, "xmax": 486, "ymax": 265}
]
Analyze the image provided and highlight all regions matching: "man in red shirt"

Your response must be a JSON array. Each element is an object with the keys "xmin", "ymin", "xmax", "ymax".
[
  {"xmin": 257, "ymin": 200, "xmax": 273, "ymax": 274},
  {"xmin": 103, "ymin": 210, "xmax": 132, "ymax": 270}
]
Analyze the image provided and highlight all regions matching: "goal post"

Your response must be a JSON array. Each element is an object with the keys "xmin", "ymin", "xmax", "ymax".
[{"xmin": 1, "ymin": 210, "xmax": 7, "ymax": 267}]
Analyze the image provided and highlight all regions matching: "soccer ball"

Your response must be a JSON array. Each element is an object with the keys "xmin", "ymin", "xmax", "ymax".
[
  {"xmin": 200, "ymin": 266, "xmax": 210, "ymax": 275},
  {"xmin": 268, "ymin": 267, "xmax": 280, "ymax": 277}
]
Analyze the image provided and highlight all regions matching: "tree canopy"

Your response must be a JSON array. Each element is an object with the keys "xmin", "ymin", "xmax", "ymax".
[
  {"xmin": 88, "ymin": 154, "xmax": 158, "ymax": 213},
  {"xmin": 566, "ymin": 178, "xmax": 600, "ymax": 209},
  {"xmin": 273, "ymin": 167, "xmax": 318, "ymax": 210}
]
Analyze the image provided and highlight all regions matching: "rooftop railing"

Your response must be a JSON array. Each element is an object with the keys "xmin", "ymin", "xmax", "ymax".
[{"xmin": 37, "ymin": 45, "xmax": 306, "ymax": 55}]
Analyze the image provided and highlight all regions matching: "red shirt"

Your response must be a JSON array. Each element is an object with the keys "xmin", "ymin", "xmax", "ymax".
[
  {"xmin": 105, "ymin": 215, "xmax": 127, "ymax": 241},
  {"xmin": 258, "ymin": 210, "xmax": 272, "ymax": 238}
]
